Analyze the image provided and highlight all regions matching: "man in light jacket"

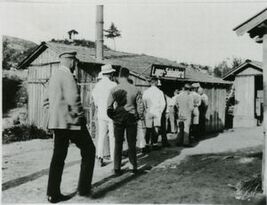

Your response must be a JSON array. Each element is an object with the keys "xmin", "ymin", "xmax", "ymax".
[
  {"xmin": 45, "ymin": 51, "xmax": 95, "ymax": 203},
  {"xmin": 143, "ymin": 77, "xmax": 166, "ymax": 150},
  {"xmin": 92, "ymin": 64, "xmax": 117, "ymax": 167},
  {"xmin": 175, "ymin": 84, "xmax": 194, "ymax": 147}
]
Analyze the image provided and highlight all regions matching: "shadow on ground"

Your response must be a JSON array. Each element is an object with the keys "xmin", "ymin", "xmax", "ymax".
[
  {"xmin": 96, "ymin": 147, "xmax": 263, "ymax": 204},
  {"xmin": 91, "ymin": 131, "xmax": 221, "ymax": 199}
]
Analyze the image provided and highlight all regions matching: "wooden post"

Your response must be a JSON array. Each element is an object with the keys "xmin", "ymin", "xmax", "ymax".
[
  {"xmin": 263, "ymin": 33, "xmax": 267, "ymax": 194},
  {"xmin": 96, "ymin": 5, "xmax": 104, "ymax": 60}
]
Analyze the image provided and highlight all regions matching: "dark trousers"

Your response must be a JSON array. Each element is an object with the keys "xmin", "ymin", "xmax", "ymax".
[
  {"xmin": 161, "ymin": 111, "xmax": 169, "ymax": 144},
  {"xmin": 145, "ymin": 128, "xmax": 159, "ymax": 145},
  {"xmin": 199, "ymin": 106, "xmax": 207, "ymax": 137},
  {"xmin": 113, "ymin": 122, "xmax": 137, "ymax": 170},
  {"xmin": 47, "ymin": 125, "xmax": 95, "ymax": 197}
]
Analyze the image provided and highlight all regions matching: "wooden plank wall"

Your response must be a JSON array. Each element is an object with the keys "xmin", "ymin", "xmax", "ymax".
[
  {"xmin": 204, "ymin": 86, "xmax": 227, "ymax": 133},
  {"xmin": 27, "ymin": 50, "xmax": 227, "ymax": 135},
  {"xmin": 28, "ymin": 63, "xmax": 57, "ymax": 128},
  {"xmin": 233, "ymin": 76, "xmax": 256, "ymax": 127}
]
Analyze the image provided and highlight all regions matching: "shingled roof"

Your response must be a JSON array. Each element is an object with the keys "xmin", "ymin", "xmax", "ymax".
[
  {"xmin": 223, "ymin": 59, "xmax": 262, "ymax": 81},
  {"xmin": 18, "ymin": 41, "xmax": 230, "ymax": 85}
]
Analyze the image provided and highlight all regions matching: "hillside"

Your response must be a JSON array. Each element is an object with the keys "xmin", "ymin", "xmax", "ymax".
[
  {"xmin": 2, "ymin": 35, "xmax": 37, "ymax": 70},
  {"xmin": 2, "ymin": 35, "xmax": 212, "ymax": 75}
]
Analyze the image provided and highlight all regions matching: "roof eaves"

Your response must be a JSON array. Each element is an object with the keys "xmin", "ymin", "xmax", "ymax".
[
  {"xmin": 17, "ymin": 42, "xmax": 47, "ymax": 69},
  {"xmin": 223, "ymin": 59, "xmax": 263, "ymax": 80},
  {"xmin": 233, "ymin": 8, "xmax": 267, "ymax": 36}
]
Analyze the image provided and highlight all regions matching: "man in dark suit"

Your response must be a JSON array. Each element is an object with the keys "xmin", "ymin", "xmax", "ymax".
[
  {"xmin": 45, "ymin": 51, "xmax": 95, "ymax": 203},
  {"xmin": 107, "ymin": 67, "xmax": 143, "ymax": 175}
]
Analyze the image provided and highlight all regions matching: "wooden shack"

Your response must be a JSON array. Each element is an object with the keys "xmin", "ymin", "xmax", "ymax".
[
  {"xmin": 223, "ymin": 59, "xmax": 263, "ymax": 127},
  {"xmin": 19, "ymin": 41, "xmax": 231, "ymax": 136}
]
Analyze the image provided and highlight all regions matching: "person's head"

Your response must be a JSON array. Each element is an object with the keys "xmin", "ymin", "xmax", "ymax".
[
  {"xmin": 174, "ymin": 89, "xmax": 180, "ymax": 96},
  {"xmin": 101, "ymin": 64, "xmax": 115, "ymax": 79},
  {"xmin": 184, "ymin": 83, "xmax": 191, "ymax": 93},
  {"xmin": 96, "ymin": 72, "xmax": 103, "ymax": 82},
  {"xmin": 149, "ymin": 76, "xmax": 158, "ymax": 86},
  {"xmin": 118, "ymin": 67, "xmax": 130, "ymax": 84},
  {"xmin": 198, "ymin": 87, "xmax": 204, "ymax": 95},
  {"xmin": 191, "ymin": 83, "xmax": 200, "ymax": 92},
  {"xmin": 59, "ymin": 51, "xmax": 78, "ymax": 73}
]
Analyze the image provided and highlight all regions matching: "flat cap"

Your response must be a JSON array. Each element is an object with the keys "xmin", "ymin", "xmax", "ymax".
[
  {"xmin": 184, "ymin": 83, "xmax": 191, "ymax": 89},
  {"xmin": 59, "ymin": 51, "xmax": 77, "ymax": 58}
]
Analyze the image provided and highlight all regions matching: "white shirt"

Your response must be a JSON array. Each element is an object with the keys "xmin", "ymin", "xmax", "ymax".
[
  {"xmin": 200, "ymin": 93, "xmax": 209, "ymax": 107},
  {"xmin": 143, "ymin": 85, "xmax": 166, "ymax": 118},
  {"xmin": 191, "ymin": 91, "xmax": 201, "ymax": 107},
  {"xmin": 175, "ymin": 91, "xmax": 194, "ymax": 119},
  {"xmin": 92, "ymin": 76, "xmax": 117, "ymax": 120}
]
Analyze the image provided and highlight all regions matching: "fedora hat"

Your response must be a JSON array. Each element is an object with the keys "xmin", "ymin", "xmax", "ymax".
[
  {"xmin": 192, "ymin": 83, "xmax": 200, "ymax": 88},
  {"xmin": 184, "ymin": 83, "xmax": 191, "ymax": 89},
  {"xmin": 101, "ymin": 64, "xmax": 115, "ymax": 74}
]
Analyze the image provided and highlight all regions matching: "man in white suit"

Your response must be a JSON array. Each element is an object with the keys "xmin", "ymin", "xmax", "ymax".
[
  {"xmin": 143, "ymin": 77, "xmax": 166, "ymax": 150},
  {"xmin": 92, "ymin": 64, "xmax": 117, "ymax": 167}
]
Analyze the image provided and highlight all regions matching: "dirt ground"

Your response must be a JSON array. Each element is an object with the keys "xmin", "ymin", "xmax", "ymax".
[{"xmin": 2, "ymin": 127, "xmax": 265, "ymax": 204}]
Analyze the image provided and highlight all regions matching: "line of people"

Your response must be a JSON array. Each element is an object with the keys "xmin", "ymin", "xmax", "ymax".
[
  {"xmin": 93, "ymin": 64, "xmax": 209, "ymax": 172},
  {"xmin": 44, "ymin": 51, "xmax": 209, "ymax": 203}
]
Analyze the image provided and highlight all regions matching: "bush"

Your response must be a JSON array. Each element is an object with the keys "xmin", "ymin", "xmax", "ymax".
[
  {"xmin": 2, "ymin": 76, "xmax": 22, "ymax": 114},
  {"xmin": 2, "ymin": 75, "xmax": 28, "ymax": 114},
  {"xmin": 2, "ymin": 124, "xmax": 52, "ymax": 144}
]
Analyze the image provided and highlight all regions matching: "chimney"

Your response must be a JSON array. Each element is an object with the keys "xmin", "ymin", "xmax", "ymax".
[{"xmin": 96, "ymin": 5, "xmax": 104, "ymax": 60}]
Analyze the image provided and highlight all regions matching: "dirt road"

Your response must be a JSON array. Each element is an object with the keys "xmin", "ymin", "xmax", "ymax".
[{"xmin": 2, "ymin": 127, "xmax": 264, "ymax": 204}]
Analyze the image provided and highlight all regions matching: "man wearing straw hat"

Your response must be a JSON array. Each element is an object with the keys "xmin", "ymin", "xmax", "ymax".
[
  {"xmin": 46, "ymin": 51, "xmax": 95, "ymax": 203},
  {"xmin": 92, "ymin": 64, "xmax": 117, "ymax": 167}
]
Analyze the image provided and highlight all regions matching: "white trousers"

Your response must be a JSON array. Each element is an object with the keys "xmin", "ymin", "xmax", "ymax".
[
  {"xmin": 97, "ymin": 119, "xmax": 115, "ymax": 161},
  {"xmin": 137, "ymin": 120, "xmax": 146, "ymax": 149}
]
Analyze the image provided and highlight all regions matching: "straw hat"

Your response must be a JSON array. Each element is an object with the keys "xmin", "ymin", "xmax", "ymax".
[
  {"xmin": 192, "ymin": 83, "xmax": 200, "ymax": 88},
  {"xmin": 101, "ymin": 64, "xmax": 115, "ymax": 74},
  {"xmin": 97, "ymin": 72, "xmax": 103, "ymax": 80}
]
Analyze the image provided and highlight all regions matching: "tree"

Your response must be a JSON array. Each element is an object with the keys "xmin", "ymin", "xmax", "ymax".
[
  {"xmin": 104, "ymin": 23, "xmax": 121, "ymax": 50},
  {"xmin": 231, "ymin": 57, "xmax": 243, "ymax": 69},
  {"xmin": 67, "ymin": 29, "xmax": 79, "ymax": 40},
  {"xmin": 213, "ymin": 57, "xmax": 244, "ymax": 78},
  {"xmin": 213, "ymin": 60, "xmax": 229, "ymax": 78}
]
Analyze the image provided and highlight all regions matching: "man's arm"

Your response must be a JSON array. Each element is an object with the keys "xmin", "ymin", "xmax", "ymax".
[
  {"xmin": 136, "ymin": 91, "xmax": 145, "ymax": 120},
  {"xmin": 159, "ymin": 92, "xmax": 167, "ymax": 114},
  {"xmin": 107, "ymin": 89, "xmax": 115, "ymax": 120},
  {"xmin": 62, "ymin": 73, "xmax": 84, "ymax": 119}
]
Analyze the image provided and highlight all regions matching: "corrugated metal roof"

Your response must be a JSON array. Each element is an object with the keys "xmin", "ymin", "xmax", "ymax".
[{"xmin": 22, "ymin": 42, "xmax": 230, "ymax": 85}]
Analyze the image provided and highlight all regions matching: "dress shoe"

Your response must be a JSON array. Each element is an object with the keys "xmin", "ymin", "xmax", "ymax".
[
  {"xmin": 78, "ymin": 190, "xmax": 91, "ymax": 197},
  {"xmin": 130, "ymin": 169, "xmax": 138, "ymax": 174},
  {"xmin": 162, "ymin": 142, "xmax": 171, "ymax": 147},
  {"xmin": 47, "ymin": 194, "xmax": 72, "ymax": 203},
  {"xmin": 141, "ymin": 146, "xmax": 150, "ymax": 154},
  {"xmin": 114, "ymin": 169, "xmax": 123, "ymax": 176},
  {"xmin": 152, "ymin": 144, "xmax": 161, "ymax": 150},
  {"xmin": 183, "ymin": 144, "xmax": 193, "ymax": 148}
]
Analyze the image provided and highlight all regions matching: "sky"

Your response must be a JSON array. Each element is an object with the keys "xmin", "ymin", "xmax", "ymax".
[{"xmin": 1, "ymin": 0, "xmax": 267, "ymax": 67}]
